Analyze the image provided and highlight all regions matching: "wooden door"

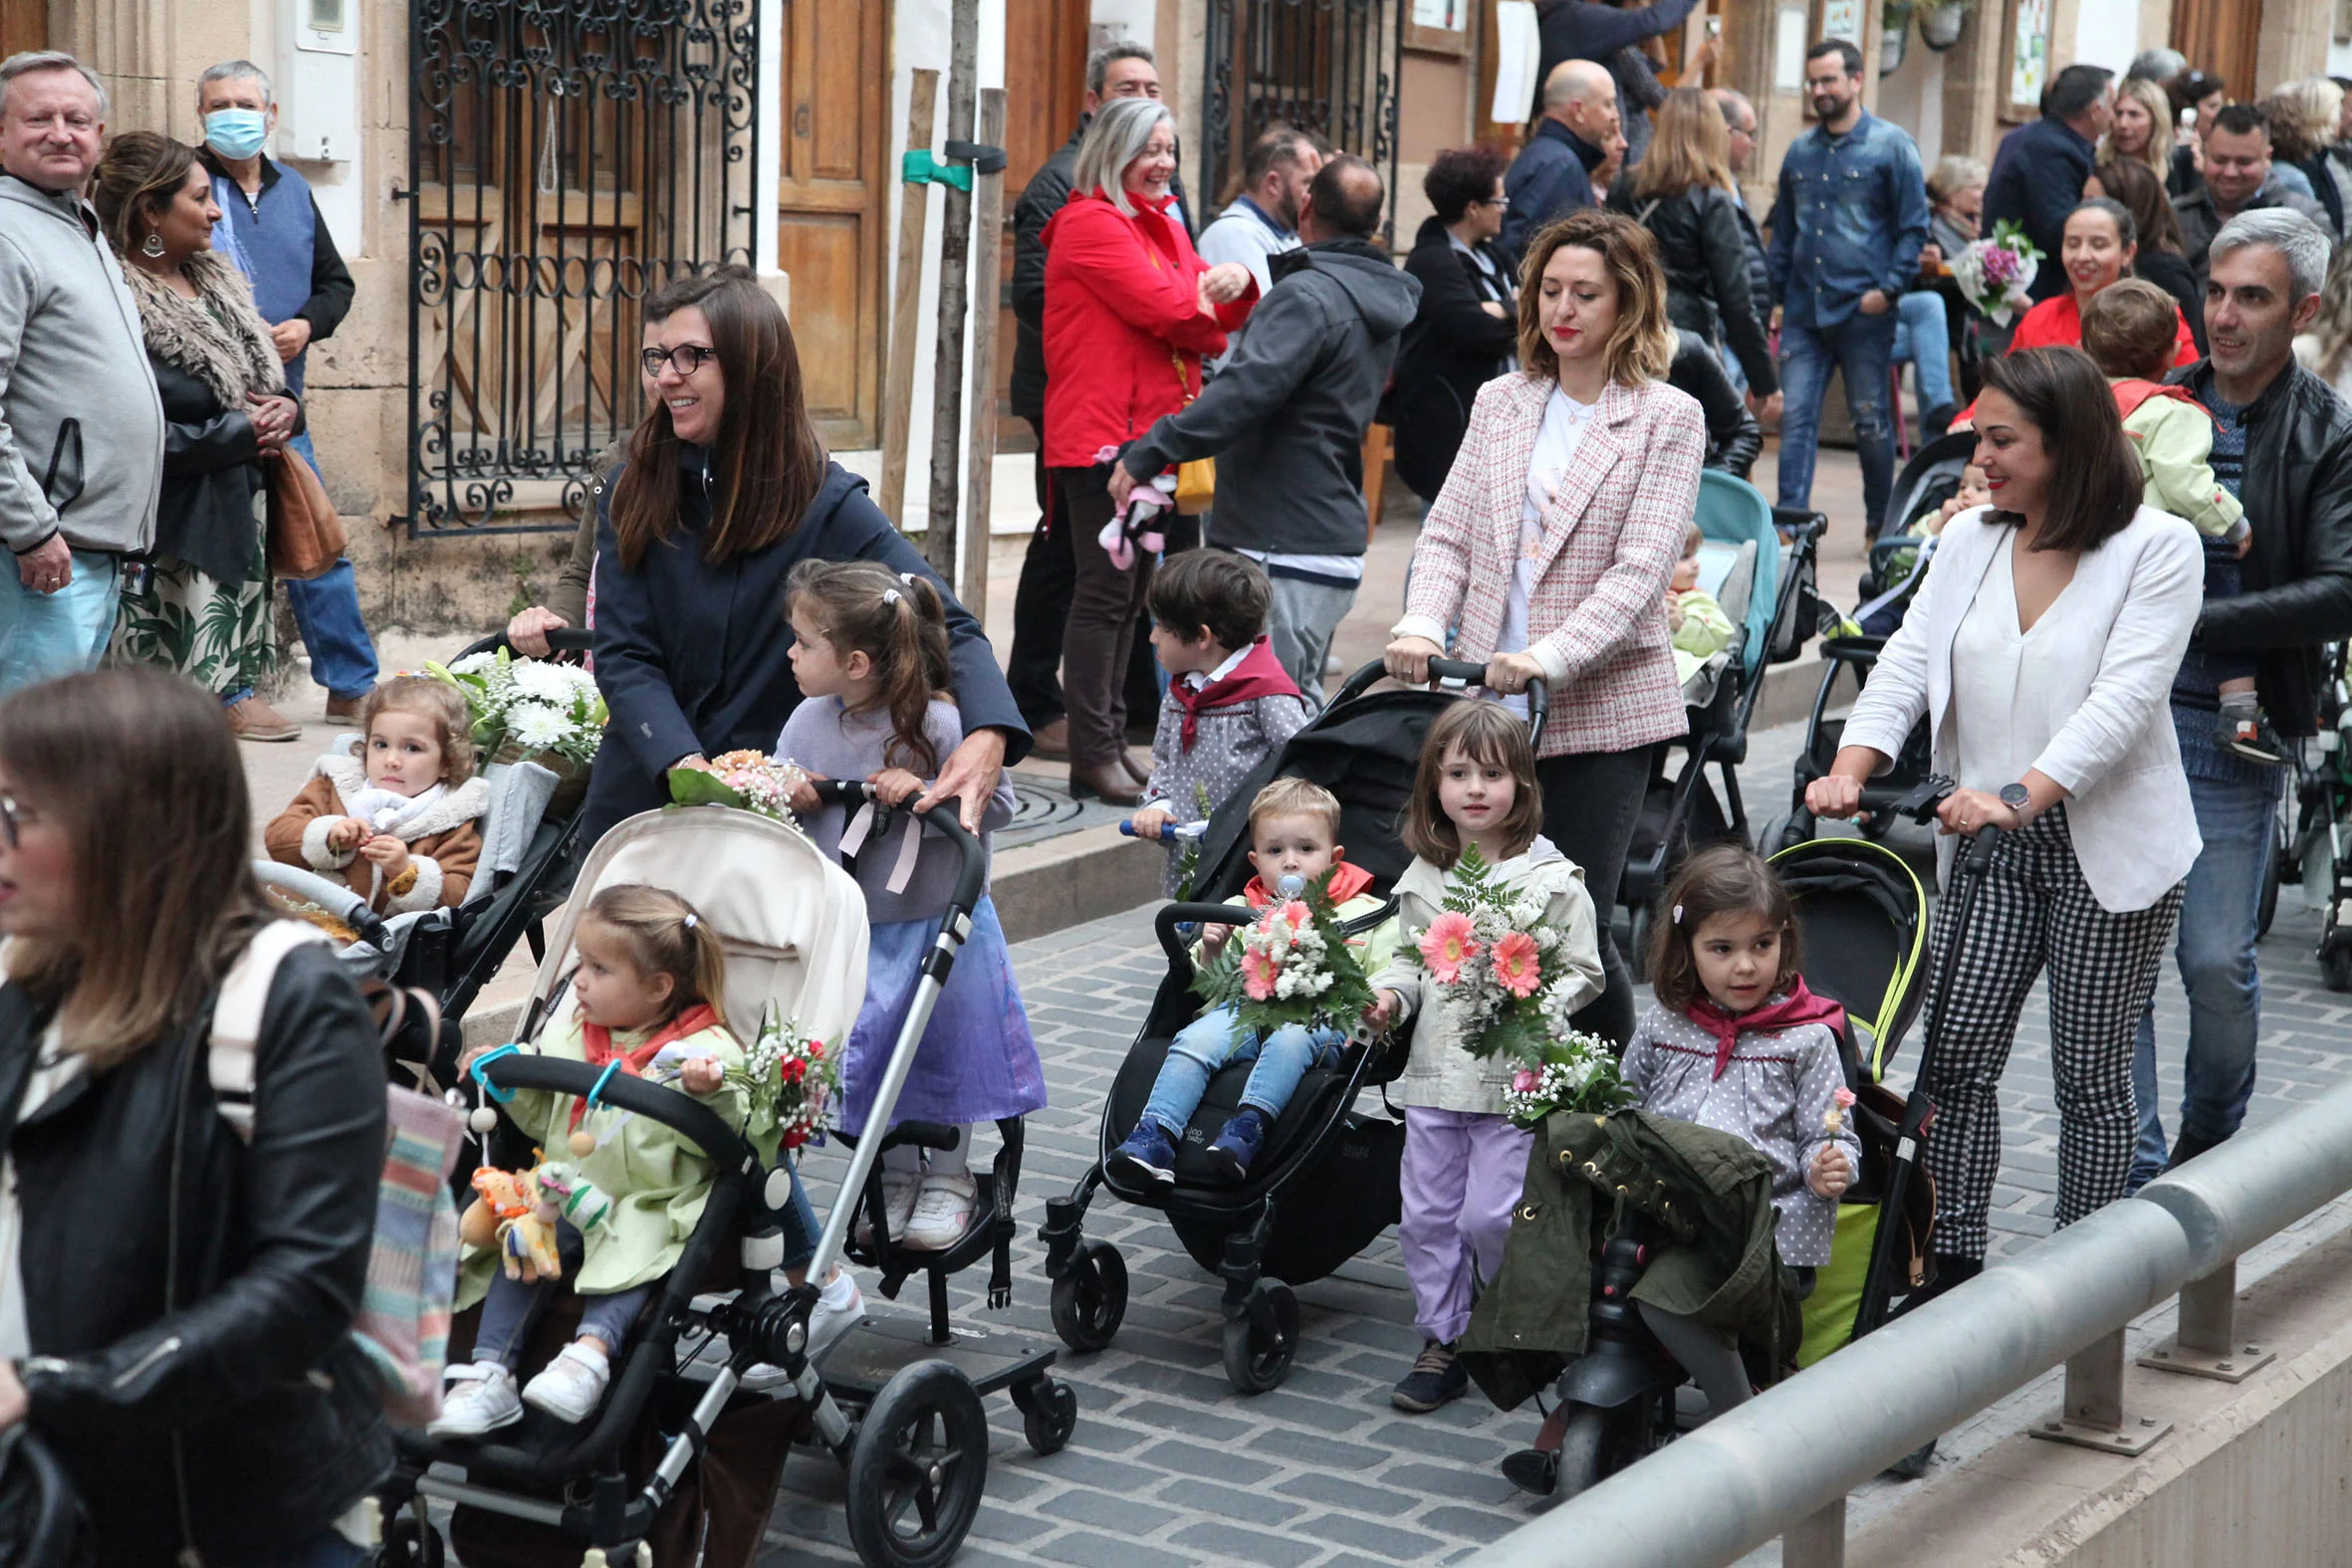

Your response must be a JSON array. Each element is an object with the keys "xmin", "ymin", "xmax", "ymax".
[
  {"xmin": 2172, "ymin": 0, "xmax": 2262, "ymax": 103},
  {"xmin": 995, "ymin": 0, "xmax": 1092, "ymax": 450},
  {"xmin": 779, "ymin": 0, "xmax": 889, "ymax": 448},
  {"xmin": 0, "ymin": 0, "xmax": 43, "ymax": 59}
]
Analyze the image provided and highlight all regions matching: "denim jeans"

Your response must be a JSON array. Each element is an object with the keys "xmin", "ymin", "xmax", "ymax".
[
  {"xmin": 473, "ymin": 1219, "xmax": 655, "ymax": 1365},
  {"xmin": 1776, "ymin": 313, "xmax": 1900, "ymax": 535},
  {"xmin": 779, "ymin": 1150, "xmax": 820, "ymax": 1271},
  {"xmin": 1891, "ymin": 290, "xmax": 1955, "ymax": 415},
  {"xmin": 0, "ymin": 547, "xmax": 118, "ymax": 698},
  {"xmin": 1141, "ymin": 1005, "xmax": 1341, "ymax": 1133},
  {"xmin": 2129, "ymin": 703, "xmax": 2283, "ymax": 1187},
  {"xmin": 280, "ymin": 432, "xmax": 380, "ymax": 700}
]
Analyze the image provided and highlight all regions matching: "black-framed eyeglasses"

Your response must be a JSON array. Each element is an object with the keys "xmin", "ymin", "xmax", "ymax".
[{"xmin": 641, "ymin": 343, "xmax": 718, "ymax": 377}]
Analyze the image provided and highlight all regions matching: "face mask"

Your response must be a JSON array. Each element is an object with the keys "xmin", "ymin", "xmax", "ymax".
[{"xmin": 203, "ymin": 109, "xmax": 268, "ymax": 160}]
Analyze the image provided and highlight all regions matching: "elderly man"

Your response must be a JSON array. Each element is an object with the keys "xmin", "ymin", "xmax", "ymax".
[
  {"xmin": 1503, "ymin": 59, "xmax": 1617, "ymax": 261},
  {"xmin": 196, "ymin": 59, "xmax": 379, "ymax": 736},
  {"xmin": 1983, "ymin": 63, "xmax": 2114, "ymax": 305},
  {"xmin": 1006, "ymin": 42, "xmax": 1191, "ymax": 762},
  {"xmin": 2133, "ymin": 211, "xmax": 2352, "ymax": 1185},
  {"xmin": 2177, "ymin": 104, "xmax": 2327, "ymax": 290},
  {"xmin": 0, "ymin": 51, "xmax": 162, "ymax": 696},
  {"xmin": 1111, "ymin": 158, "xmax": 1419, "ymax": 702}
]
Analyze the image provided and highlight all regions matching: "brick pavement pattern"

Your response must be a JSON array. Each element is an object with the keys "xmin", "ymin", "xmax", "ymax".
[{"xmin": 763, "ymin": 724, "xmax": 2351, "ymax": 1567}]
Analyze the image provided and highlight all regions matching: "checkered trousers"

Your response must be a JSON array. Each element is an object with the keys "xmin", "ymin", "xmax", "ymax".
[{"xmin": 1918, "ymin": 805, "xmax": 2186, "ymax": 1260}]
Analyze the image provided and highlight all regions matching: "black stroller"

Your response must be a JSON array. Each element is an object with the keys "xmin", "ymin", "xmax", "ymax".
[{"xmin": 1041, "ymin": 658, "xmax": 1542, "ymax": 1394}]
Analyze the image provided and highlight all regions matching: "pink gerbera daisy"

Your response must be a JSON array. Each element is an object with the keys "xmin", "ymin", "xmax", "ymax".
[
  {"xmin": 1491, "ymin": 930, "xmax": 1542, "ymax": 999},
  {"xmin": 1418, "ymin": 912, "xmax": 1480, "ymax": 984}
]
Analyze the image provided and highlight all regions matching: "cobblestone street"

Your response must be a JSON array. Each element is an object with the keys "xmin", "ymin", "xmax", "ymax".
[{"xmin": 763, "ymin": 716, "xmax": 2352, "ymax": 1567}]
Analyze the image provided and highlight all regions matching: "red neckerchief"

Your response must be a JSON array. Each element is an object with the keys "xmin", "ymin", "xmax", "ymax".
[
  {"xmin": 570, "ymin": 1002, "xmax": 721, "ymax": 1132},
  {"xmin": 1685, "ymin": 978, "xmax": 1846, "ymax": 1081},
  {"xmin": 2110, "ymin": 377, "xmax": 2204, "ymax": 424},
  {"xmin": 1242, "ymin": 858, "xmax": 1373, "ymax": 910},
  {"xmin": 1170, "ymin": 637, "xmax": 1301, "ymax": 753}
]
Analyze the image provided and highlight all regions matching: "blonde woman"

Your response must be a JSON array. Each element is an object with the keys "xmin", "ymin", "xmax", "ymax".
[
  {"xmin": 2292, "ymin": 237, "xmax": 2352, "ymax": 399},
  {"xmin": 1606, "ymin": 87, "xmax": 1775, "ymax": 397},
  {"xmin": 2267, "ymin": 79, "xmax": 2347, "ymax": 236},
  {"xmin": 2099, "ymin": 76, "xmax": 2175, "ymax": 188},
  {"xmin": 1386, "ymin": 208, "xmax": 1705, "ymax": 1043}
]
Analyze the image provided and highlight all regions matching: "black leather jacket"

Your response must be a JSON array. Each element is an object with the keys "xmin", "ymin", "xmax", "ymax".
[
  {"xmin": 5, "ymin": 940, "xmax": 391, "ymax": 1567},
  {"xmin": 2172, "ymin": 356, "xmax": 2352, "ymax": 736},
  {"xmin": 152, "ymin": 352, "xmax": 302, "ymax": 586},
  {"xmin": 1609, "ymin": 179, "xmax": 1777, "ymax": 396},
  {"xmin": 1667, "ymin": 329, "xmax": 1762, "ymax": 479}
]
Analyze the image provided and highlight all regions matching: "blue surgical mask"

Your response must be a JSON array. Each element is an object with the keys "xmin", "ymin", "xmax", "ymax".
[{"xmin": 203, "ymin": 108, "xmax": 268, "ymax": 160}]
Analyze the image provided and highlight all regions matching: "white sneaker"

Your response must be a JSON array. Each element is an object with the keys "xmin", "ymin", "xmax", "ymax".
[
  {"xmin": 429, "ymin": 1362, "xmax": 523, "ymax": 1439},
  {"xmin": 857, "ymin": 1168, "xmax": 921, "ymax": 1245},
  {"xmin": 902, "ymin": 1171, "xmax": 978, "ymax": 1250},
  {"xmin": 521, "ymin": 1341, "xmax": 612, "ymax": 1424},
  {"xmin": 741, "ymin": 1270, "xmax": 868, "ymax": 1391}
]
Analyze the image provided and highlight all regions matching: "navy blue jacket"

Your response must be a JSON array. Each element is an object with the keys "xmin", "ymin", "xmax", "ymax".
[
  {"xmin": 584, "ymin": 454, "xmax": 1028, "ymax": 843},
  {"xmin": 1503, "ymin": 118, "xmax": 1603, "ymax": 263},
  {"xmin": 1982, "ymin": 115, "xmax": 2096, "ymax": 304}
]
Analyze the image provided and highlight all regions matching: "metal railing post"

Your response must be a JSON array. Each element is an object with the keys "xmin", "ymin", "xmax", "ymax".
[
  {"xmin": 2140, "ymin": 1258, "xmax": 2279, "ymax": 1382},
  {"xmin": 1781, "ymin": 1497, "xmax": 1845, "ymax": 1568},
  {"xmin": 2029, "ymin": 1327, "xmax": 2170, "ymax": 1455}
]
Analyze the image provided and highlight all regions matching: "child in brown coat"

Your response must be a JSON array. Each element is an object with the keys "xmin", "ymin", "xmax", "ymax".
[{"xmin": 266, "ymin": 676, "xmax": 491, "ymax": 912}]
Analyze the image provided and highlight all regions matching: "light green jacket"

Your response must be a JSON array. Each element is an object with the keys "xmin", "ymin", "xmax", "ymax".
[
  {"xmin": 457, "ymin": 1011, "xmax": 748, "ymax": 1305},
  {"xmin": 2117, "ymin": 386, "xmax": 2247, "ymax": 546},
  {"xmin": 1671, "ymin": 588, "xmax": 1736, "ymax": 686}
]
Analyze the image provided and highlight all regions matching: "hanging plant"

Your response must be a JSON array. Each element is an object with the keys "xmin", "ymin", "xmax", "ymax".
[{"xmin": 1918, "ymin": 0, "xmax": 1978, "ymax": 51}]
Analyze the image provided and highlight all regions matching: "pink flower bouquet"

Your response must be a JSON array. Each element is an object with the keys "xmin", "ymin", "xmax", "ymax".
[
  {"xmin": 1193, "ymin": 870, "xmax": 1376, "ymax": 1043},
  {"xmin": 1948, "ymin": 220, "xmax": 2041, "ymax": 327},
  {"xmin": 732, "ymin": 1006, "xmax": 839, "ymax": 1161},
  {"xmin": 667, "ymin": 749, "xmax": 809, "ymax": 824},
  {"xmin": 1414, "ymin": 844, "xmax": 1595, "ymax": 1066}
]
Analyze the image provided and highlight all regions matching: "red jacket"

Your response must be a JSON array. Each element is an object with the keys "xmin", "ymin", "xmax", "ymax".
[{"xmin": 1040, "ymin": 188, "xmax": 1256, "ymax": 469}]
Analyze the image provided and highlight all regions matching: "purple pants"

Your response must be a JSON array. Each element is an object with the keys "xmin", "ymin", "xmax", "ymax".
[{"xmin": 1399, "ymin": 1107, "xmax": 1532, "ymax": 1344}]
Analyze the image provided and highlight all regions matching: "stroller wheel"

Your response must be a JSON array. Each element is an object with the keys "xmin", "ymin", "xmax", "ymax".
[
  {"xmin": 1221, "ymin": 1278, "xmax": 1300, "ymax": 1394},
  {"xmin": 2325, "ymin": 943, "xmax": 2352, "ymax": 994},
  {"xmin": 1050, "ymin": 1240, "xmax": 1127, "ymax": 1352},
  {"xmin": 1549, "ymin": 1407, "xmax": 1609, "ymax": 1503},
  {"xmin": 376, "ymin": 1512, "xmax": 443, "ymax": 1568},
  {"xmin": 843, "ymin": 1360, "xmax": 989, "ymax": 1568},
  {"xmin": 1014, "ymin": 1376, "xmax": 1079, "ymax": 1456}
]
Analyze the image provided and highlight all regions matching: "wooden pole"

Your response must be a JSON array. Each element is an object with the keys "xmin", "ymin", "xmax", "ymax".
[
  {"xmin": 959, "ymin": 87, "xmax": 1007, "ymax": 618},
  {"xmin": 877, "ymin": 69, "xmax": 938, "ymax": 527},
  {"xmin": 923, "ymin": 0, "xmax": 980, "ymax": 580}
]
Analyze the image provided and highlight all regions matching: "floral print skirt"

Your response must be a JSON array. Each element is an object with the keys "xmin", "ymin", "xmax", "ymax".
[{"xmin": 110, "ymin": 539, "xmax": 275, "ymax": 700}]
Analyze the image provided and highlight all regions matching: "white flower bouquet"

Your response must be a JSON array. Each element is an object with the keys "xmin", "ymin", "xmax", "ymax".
[
  {"xmin": 428, "ymin": 649, "xmax": 607, "ymax": 807},
  {"xmin": 1191, "ymin": 869, "xmax": 1375, "ymax": 1042},
  {"xmin": 1500, "ymin": 1030, "xmax": 1634, "ymax": 1128},
  {"xmin": 1948, "ymin": 219, "xmax": 2041, "ymax": 327},
  {"xmin": 1414, "ymin": 844, "xmax": 1588, "ymax": 1067},
  {"xmin": 733, "ymin": 1006, "xmax": 839, "ymax": 1162}
]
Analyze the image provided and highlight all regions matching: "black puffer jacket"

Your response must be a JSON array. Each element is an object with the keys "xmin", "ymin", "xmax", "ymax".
[
  {"xmin": 1608, "ymin": 179, "xmax": 1776, "ymax": 396},
  {"xmin": 2172, "ymin": 355, "xmax": 2352, "ymax": 736},
  {"xmin": 1667, "ymin": 329, "xmax": 1761, "ymax": 478},
  {"xmin": 6, "ymin": 939, "xmax": 391, "ymax": 1567},
  {"xmin": 1392, "ymin": 215, "xmax": 1520, "ymax": 502}
]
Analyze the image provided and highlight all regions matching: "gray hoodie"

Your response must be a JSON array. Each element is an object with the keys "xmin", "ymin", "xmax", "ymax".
[
  {"xmin": 0, "ymin": 174, "xmax": 162, "ymax": 556},
  {"xmin": 1124, "ymin": 237, "xmax": 1422, "ymax": 560}
]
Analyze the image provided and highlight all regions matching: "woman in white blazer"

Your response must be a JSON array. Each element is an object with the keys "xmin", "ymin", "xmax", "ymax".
[{"xmin": 1806, "ymin": 345, "xmax": 2203, "ymax": 1295}]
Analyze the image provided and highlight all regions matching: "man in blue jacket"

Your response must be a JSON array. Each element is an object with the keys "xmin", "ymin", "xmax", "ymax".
[
  {"xmin": 197, "ymin": 60, "xmax": 382, "ymax": 732},
  {"xmin": 1503, "ymin": 60, "xmax": 1618, "ymax": 262},
  {"xmin": 1982, "ymin": 63, "xmax": 2114, "ymax": 305},
  {"xmin": 1767, "ymin": 39, "xmax": 1930, "ymax": 537}
]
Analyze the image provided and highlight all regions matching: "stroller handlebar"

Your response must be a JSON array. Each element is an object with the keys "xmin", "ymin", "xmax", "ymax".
[
  {"xmin": 472, "ymin": 1052, "xmax": 757, "ymax": 1176},
  {"xmin": 454, "ymin": 626, "xmax": 594, "ymax": 662},
  {"xmin": 804, "ymin": 779, "xmax": 987, "ymax": 915},
  {"xmin": 253, "ymin": 861, "xmax": 389, "ymax": 952},
  {"xmin": 1330, "ymin": 657, "xmax": 1550, "ymax": 739},
  {"xmin": 1155, "ymin": 901, "xmax": 1258, "ymax": 971}
]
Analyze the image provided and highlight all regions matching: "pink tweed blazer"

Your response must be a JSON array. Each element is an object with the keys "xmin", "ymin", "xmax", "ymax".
[{"xmin": 1393, "ymin": 371, "xmax": 1706, "ymax": 758}]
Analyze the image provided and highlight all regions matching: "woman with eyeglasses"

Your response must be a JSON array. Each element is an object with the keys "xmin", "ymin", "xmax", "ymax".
[
  {"xmin": 0, "ymin": 667, "xmax": 391, "ymax": 1567},
  {"xmin": 576, "ymin": 266, "xmax": 1027, "ymax": 846},
  {"xmin": 1393, "ymin": 145, "xmax": 1522, "ymax": 503}
]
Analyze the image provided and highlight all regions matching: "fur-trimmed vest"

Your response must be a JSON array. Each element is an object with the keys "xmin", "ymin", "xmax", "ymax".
[
  {"xmin": 120, "ymin": 248, "xmax": 293, "ymax": 584},
  {"xmin": 262, "ymin": 753, "xmax": 490, "ymax": 914}
]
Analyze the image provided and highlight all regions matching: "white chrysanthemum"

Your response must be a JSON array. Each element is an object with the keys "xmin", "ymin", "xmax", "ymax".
[
  {"xmin": 447, "ymin": 651, "xmax": 498, "ymax": 677},
  {"xmin": 508, "ymin": 700, "xmax": 570, "ymax": 750},
  {"xmin": 510, "ymin": 660, "xmax": 579, "ymax": 705}
]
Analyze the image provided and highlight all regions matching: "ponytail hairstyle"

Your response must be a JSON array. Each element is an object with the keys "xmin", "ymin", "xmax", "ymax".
[
  {"xmin": 577, "ymin": 883, "xmax": 730, "ymax": 1032},
  {"xmin": 785, "ymin": 558, "xmax": 955, "ymax": 775},
  {"xmin": 1646, "ymin": 843, "xmax": 1801, "ymax": 1008}
]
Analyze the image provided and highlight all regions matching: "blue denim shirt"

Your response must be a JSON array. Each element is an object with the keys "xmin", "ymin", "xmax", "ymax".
[{"xmin": 1766, "ymin": 111, "xmax": 1931, "ymax": 331}]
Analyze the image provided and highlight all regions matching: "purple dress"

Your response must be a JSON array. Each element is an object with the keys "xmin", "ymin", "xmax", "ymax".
[{"xmin": 778, "ymin": 696, "xmax": 1047, "ymax": 1134}]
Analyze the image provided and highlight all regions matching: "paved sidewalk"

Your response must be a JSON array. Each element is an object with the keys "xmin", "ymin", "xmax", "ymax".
[{"xmin": 762, "ymin": 716, "xmax": 2352, "ymax": 1567}]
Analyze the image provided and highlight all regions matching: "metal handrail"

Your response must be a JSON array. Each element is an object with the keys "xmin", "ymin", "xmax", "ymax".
[{"xmin": 1464, "ymin": 1074, "xmax": 2352, "ymax": 1568}]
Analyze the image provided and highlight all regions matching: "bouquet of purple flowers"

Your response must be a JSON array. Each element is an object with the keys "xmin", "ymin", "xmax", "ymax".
[{"xmin": 1948, "ymin": 220, "xmax": 2041, "ymax": 327}]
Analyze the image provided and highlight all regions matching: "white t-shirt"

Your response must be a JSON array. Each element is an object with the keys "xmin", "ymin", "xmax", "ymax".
[
  {"xmin": 1494, "ymin": 386, "xmax": 1597, "ymax": 687},
  {"xmin": 1950, "ymin": 539, "xmax": 2060, "ymax": 793}
]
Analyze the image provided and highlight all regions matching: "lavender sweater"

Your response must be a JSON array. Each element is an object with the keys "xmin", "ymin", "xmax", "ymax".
[{"xmin": 779, "ymin": 696, "xmax": 1016, "ymax": 924}]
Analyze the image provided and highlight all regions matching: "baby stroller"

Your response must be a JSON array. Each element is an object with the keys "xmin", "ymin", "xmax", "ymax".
[
  {"xmin": 373, "ymin": 784, "xmax": 1070, "ymax": 1568},
  {"xmin": 254, "ymin": 627, "xmax": 598, "ymax": 1029},
  {"xmin": 1617, "ymin": 471, "xmax": 1828, "ymax": 960},
  {"xmin": 1040, "ymin": 657, "xmax": 1540, "ymax": 1394}
]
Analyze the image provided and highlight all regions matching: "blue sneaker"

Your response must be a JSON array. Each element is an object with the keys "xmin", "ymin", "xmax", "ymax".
[
  {"xmin": 1204, "ymin": 1108, "xmax": 1267, "ymax": 1184},
  {"xmin": 1109, "ymin": 1117, "xmax": 1179, "ymax": 1185}
]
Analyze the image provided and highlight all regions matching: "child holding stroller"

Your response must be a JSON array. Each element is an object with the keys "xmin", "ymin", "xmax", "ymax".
[
  {"xmin": 1128, "ymin": 552, "xmax": 1313, "ymax": 895},
  {"xmin": 781, "ymin": 560, "xmax": 1047, "ymax": 1251},
  {"xmin": 1365, "ymin": 701, "xmax": 1605, "ymax": 1412},
  {"xmin": 264, "ymin": 675, "xmax": 491, "ymax": 912},
  {"xmin": 435, "ymin": 885, "xmax": 749, "ymax": 1437},
  {"xmin": 1497, "ymin": 845, "xmax": 1858, "ymax": 1490},
  {"xmin": 2079, "ymin": 279, "xmax": 2278, "ymax": 764},
  {"xmin": 1109, "ymin": 777, "xmax": 1402, "ymax": 1186}
]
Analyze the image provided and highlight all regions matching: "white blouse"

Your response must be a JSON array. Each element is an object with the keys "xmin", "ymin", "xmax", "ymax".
[
  {"xmin": 1493, "ymin": 387, "xmax": 1595, "ymax": 712},
  {"xmin": 1947, "ymin": 540, "xmax": 2060, "ymax": 795}
]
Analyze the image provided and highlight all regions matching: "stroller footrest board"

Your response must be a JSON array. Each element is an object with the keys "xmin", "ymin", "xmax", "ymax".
[{"xmin": 818, "ymin": 1311, "xmax": 1057, "ymax": 1402}]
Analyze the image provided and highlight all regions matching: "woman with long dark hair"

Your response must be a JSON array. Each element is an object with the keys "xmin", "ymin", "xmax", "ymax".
[
  {"xmin": 1807, "ymin": 345, "xmax": 2203, "ymax": 1294},
  {"xmin": 584, "ymin": 266, "xmax": 1026, "ymax": 844},
  {"xmin": 1394, "ymin": 144, "xmax": 1520, "ymax": 502},
  {"xmin": 2088, "ymin": 157, "xmax": 2205, "ymax": 350}
]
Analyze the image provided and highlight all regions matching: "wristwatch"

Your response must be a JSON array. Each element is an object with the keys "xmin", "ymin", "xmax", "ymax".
[{"xmin": 1999, "ymin": 783, "xmax": 2031, "ymax": 819}]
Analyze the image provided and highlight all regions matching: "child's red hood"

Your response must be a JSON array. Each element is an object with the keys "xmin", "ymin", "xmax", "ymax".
[{"xmin": 1243, "ymin": 859, "xmax": 1373, "ymax": 910}]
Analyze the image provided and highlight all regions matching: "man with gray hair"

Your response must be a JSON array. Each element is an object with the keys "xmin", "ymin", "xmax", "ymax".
[
  {"xmin": 2127, "ymin": 47, "xmax": 2189, "ymax": 84},
  {"xmin": 196, "ymin": 58, "xmax": 378, "ymax": 737},
  {"xmin": 1502, "ymin": 59, "xmax": 1617, "ymax": 260},
  {"xmin": 0, "ymin": 51, "xmax": 162, "ymax": 695},
  {"xmin": 2132, "ymin": 208, "xmax": 2352, "ymax": 1187}
]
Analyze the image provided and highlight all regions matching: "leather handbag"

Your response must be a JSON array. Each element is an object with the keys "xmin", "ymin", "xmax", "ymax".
[
  {"xmin": 1167, "ymin": 349, "xmax": 1215, "ymax": 516},
  {"xmin": 264, "ymin": 448, "xmax": 347, "ymax": 580}
]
